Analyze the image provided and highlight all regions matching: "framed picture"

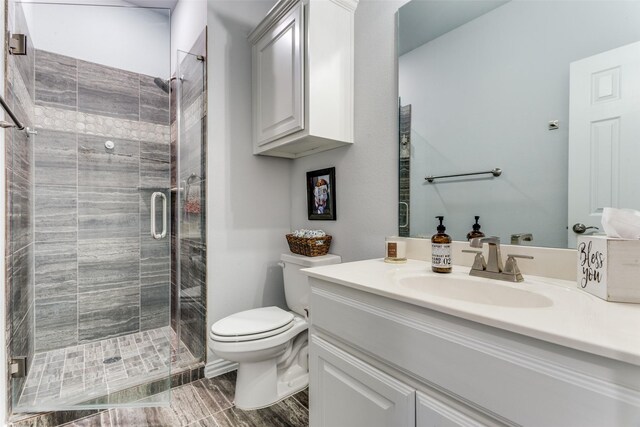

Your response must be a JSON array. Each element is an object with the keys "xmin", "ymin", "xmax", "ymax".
[{"xmin": 307, "ymin": 167, "xmax": 336, "ymax": 220}]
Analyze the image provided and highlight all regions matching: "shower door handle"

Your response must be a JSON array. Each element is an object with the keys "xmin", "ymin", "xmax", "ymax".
[
  {"xmin": 151, "ymin": 192, "xmax": 167, "ymax": 239},
  {"xmin": 399, "ymin": 201, "xmax": 409, "ymax": 228}
]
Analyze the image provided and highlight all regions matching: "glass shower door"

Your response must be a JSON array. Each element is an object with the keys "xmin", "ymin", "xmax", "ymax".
[
  {"xmin": 175, "ymin": 49, "xmax": 207, "ymax": 365},
  {"xmin": 8, "ymin": 1, "xmax": 174, "ymax": 412}
]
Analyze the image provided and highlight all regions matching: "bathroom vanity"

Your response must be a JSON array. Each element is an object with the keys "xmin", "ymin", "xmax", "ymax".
[{"xmin": 305, "ymin": 259, "xmax": 640, "ymax": 427}]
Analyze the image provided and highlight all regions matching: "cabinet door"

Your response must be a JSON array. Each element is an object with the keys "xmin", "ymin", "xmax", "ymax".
[
  {"xmin": 310, "ymin": 336, "xmax": 415, "ymax": 427},
  {"xmin": 253, "ymin": 1, "xmax": 304, "ymax": 146},
  {"xmin": 416, "ymin": 391, "xmax": 495, "ymax": 427}
]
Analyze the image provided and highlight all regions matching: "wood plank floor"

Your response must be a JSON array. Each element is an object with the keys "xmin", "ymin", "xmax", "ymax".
[{"xmin": 59, "ymin": 372, "xmax": 309, "ymax": 427}]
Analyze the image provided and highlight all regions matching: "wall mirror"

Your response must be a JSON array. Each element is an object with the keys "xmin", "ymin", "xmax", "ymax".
[{"xmin": 397, "ymin": 0, "xmax": 640, "ymax": 249}]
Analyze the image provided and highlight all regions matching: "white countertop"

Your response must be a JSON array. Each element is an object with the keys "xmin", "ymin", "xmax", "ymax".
[{"xmin": 304, "ymin": 258, "xmax": 640, "ymax": 366}]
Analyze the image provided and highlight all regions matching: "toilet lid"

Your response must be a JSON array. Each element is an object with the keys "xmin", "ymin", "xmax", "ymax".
[
  {"xmin": 211, "ymin": 306, "xmax": 294, "ymax": 338},
  {"xmin": 211, "ymin": 321, "xmax": 295, "ymax": 342}
]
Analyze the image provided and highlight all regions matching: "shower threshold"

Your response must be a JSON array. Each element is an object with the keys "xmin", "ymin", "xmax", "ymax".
[{"xmin": 14, "ymin": 326, "xmax": 197, "ymax": 412}]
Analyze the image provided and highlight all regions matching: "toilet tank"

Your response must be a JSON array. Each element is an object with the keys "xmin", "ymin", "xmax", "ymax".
[{"xmin": 280, "ymin": 253, "xmax": 341, "ymax": 317}]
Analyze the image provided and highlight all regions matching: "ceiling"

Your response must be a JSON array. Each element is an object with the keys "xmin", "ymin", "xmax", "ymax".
[
  {"xmin": 127, "ymin": 0, "xmax": 178, "ymax": 10},
  {"xmin": 19, "ymin": 0, "xmax": 178, "ymax": 11},
  {"xmin": 398, "ymin": 0, "xmax": 510, "ymax": 56}
]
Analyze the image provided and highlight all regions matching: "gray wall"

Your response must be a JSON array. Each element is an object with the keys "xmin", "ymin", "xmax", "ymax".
[
  {"xmin": 290, "ymin": 0, "xmax": 402, "ymax": 262},
  {"xmin": 206, "ymin": 0, "xmax": 293, "ymax": 364},
  {"xmin": 32, "ymin": 49, "xmax": 171, "ymax": 352},
  {"xmin": 399, "ymin": 1, "xmax": 640, "ymax": 247},
  {"xmin": 204, "ymin": 1, "xmax": 404, "ymax": 371}
]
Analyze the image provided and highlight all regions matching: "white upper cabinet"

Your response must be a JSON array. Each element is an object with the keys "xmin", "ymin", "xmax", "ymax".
[{"xmin": 249, "ymin": 0, "xmax": 358, "ymax": 158}]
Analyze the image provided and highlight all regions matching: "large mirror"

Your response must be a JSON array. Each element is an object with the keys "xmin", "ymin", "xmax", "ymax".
[{"xmin": 397, "ymin": 0, "xmax": 640, "ymax": 249}]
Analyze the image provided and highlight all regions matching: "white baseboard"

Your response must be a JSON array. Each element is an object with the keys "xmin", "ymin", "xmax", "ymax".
[{"xmin": 205, "ymin": 358, "xmax": 238, "ymax": 378}]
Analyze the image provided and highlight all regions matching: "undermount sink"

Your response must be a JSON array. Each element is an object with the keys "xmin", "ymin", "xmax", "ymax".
[{"xmin": 397, "ymin": 274, "xmax": 553, "ymax": 308}]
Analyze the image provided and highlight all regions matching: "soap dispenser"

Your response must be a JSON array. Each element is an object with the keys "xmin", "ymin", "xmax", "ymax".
[
  {"xmin": 466, "ymin": 216, "xmax": 485, "ymax": 241},
  {"xmin": 431, "ymin": 216, "xmax": 452, "ymax": 273}
]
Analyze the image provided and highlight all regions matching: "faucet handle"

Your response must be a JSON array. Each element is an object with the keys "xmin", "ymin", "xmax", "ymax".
[
  {"xmin": 462, "ymin": 250, "xmax": 486, "ymax": 271},
  {"xmin": 507, "ymin": 254, "xmax": 534, "ymax": 260},
  {"xmin": 503, "ymin": 254, "xmax": 534, "ymax": 282}
]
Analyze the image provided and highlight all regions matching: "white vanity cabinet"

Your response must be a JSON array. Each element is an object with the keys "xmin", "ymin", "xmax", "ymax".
[
  {"xmin": 311, "ymin": 335, "xmax": 494, "ymax": 427},
  {"xmin": 308, "ymin": 278, "xmax": 640, "ymax": 427},
  {"xmin": 311, "ymin": 336, "xmax": 415, "ymax": 427},
  {"xmin": 248, "ymin": 0, "xmax": 357, "ymax": 158}
]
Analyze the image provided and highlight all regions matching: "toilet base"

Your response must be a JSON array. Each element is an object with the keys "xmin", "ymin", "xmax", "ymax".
[{"xmin": 234, "ymin": 335, "xmax": 309, "ymax": 410}]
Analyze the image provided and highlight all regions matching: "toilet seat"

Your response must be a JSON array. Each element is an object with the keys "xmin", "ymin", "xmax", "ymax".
[
  {"xmin": 211, "ymin": 321, "xmax": 294, "ymax": 342},
  {"xmin": 210, "ymin": 307, "xmax": 294, "ymax": 343}
]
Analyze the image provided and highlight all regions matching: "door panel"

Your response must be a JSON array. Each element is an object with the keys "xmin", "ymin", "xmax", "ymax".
[
  {"xmin": 254, "ymin": 2, "xmax": 305, "ymax": 146},
  {"xmin": 568, "ymin": 41, "xmax": 640, "ymax": 247}
]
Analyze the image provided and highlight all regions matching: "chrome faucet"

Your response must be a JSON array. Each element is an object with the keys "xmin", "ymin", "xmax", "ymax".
[
  {"xmin": 463, "ymin": 236, "xmax": 533, "ymax": 283},
  {"xmin": 511, "ymin": 233, "xmax": 533, "ymax": 245},
  {"xmin": 470, "ymin": 236, "xmax": 503, "ymax": 272}
]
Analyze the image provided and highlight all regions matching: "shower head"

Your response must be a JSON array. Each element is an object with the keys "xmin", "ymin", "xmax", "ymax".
[
  {"xmin": 153, "ymin": 77, "xmax": 170, "ymax": 94},
  {"xmin": 153, "ymin": 76, "xmax": 176, "ymax": 94}
]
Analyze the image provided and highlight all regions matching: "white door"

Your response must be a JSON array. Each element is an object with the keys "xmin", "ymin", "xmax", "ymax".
[{"xmin": 568, "ymin": 41, "xmax": 640, "ymax": 248}]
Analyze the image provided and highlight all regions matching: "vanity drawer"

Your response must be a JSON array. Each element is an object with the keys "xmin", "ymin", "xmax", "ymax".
[
  {"xmin": 310, "ymin": 279, "xmax": 640, "ymax": 427},
  {"xmin": 310, "ymin": 335, "xmax": 415, "ymax": 427}
]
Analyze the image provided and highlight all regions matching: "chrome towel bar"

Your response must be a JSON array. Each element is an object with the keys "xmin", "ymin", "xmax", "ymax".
[
  {"xmin": 425, "ymin": 168, "xmax": 502, "ymax": 183},
  {"xmin": 0, "ymin": 94, "xmax": 25, "ymax": 131}
]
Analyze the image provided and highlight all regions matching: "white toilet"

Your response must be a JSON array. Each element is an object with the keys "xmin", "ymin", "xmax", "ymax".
[{"xmin": 209, "ymin": 253, "xmax": 341, "ymax": 410}]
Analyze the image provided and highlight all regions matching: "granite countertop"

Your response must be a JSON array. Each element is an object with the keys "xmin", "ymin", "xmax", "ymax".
[{"xmin": 303, "ymin": 258, "xmax": 640, "ymax": 366}]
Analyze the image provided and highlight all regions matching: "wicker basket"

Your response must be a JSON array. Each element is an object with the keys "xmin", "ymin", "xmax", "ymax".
[{"xmin": 286, "ymin": 234, "xmax": 332, "ymax": 257}]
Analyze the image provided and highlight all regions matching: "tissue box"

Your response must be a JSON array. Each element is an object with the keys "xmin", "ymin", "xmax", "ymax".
[{"xmin": 577, "ymin": 236, "xmax": 640, "ymax": 303}]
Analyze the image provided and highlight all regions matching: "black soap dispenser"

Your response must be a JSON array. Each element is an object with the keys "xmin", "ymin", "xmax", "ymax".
[
  {"xmin": 431, "ymin": 216, "xmax": 452, "ymax": 273},
  {"xmin": 467, "ymin": 216, "xmax": 486, "ymax": 241}
]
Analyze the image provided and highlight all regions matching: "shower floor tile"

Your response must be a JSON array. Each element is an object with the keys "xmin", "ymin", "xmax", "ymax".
[{"xmin": 15, "ymin": 327, "xmax": 196, "ymax": 411}]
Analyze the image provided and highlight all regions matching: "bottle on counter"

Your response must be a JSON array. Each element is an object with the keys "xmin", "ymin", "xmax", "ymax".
[
  {"xmin": 431, "ymin": 216, "xmax": 452, "ymax": 273},
  {"xmin": 466, "ymin": 216, "xmax": 486, "ymax": 241}
]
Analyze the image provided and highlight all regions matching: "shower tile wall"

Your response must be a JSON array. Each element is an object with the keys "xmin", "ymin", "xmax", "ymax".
[
  {"xmin": 6, "ymin": 1, "xmax": 36, "ymax": 414},
  {"xmin": 32, "ymin": 49, "xmax": 171, "ymax": 352}
]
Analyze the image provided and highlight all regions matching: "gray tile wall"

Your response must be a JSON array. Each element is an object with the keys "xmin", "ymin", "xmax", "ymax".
[
  {"xmin": 6, "ymin": 1, "xmax": 36, "ymax": 416},
  {"xmin": 32, "ymin": 49, "xmax": 172, "ymax": 352}
]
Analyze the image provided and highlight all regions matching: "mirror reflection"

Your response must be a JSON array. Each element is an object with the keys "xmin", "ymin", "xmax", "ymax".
[{"xmin": 397, "ymin": 0, "xmax": 640, "ymax": 248}]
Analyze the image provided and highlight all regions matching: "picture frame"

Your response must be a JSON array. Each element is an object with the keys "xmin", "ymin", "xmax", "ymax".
[{"xmin": 307, "ymin": 167, "xmax": 336, "ymax": 221}]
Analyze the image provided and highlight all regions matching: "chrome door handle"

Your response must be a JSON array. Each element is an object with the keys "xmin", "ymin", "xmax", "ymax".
[
  {"xmin": 572, "ymin": 223, "xmax": 599, "ymax": 234},
  {"xmin": 399, "ymin": 202, "xmax": 409, "ymax": 228},
  {"xmin": 151, "ymin": 192, "xmax": 167, "ymax": 239}
]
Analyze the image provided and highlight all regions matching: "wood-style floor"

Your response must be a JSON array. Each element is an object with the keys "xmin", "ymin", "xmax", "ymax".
[{"xmin": 59, "ymin": 371, "xmax": 309, "ymax": 427}]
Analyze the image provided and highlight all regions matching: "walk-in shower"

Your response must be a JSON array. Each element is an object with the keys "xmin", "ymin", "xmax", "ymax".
[{"xmin": 5, "ymin": 1, "xmax": 207, "ymax": 417}]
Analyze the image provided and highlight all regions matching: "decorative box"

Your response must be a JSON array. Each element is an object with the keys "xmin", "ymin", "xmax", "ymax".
[{"xmin": 577, "ymin": 236, "xmax": 640, "ymax": 303}]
